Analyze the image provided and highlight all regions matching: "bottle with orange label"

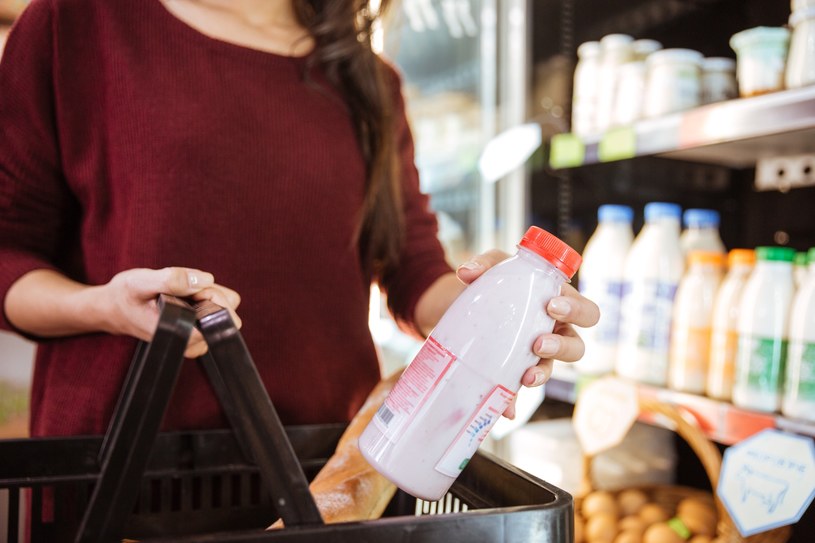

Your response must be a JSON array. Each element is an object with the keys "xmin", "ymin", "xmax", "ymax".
[
  {"xmin": 668, "ymin": 251, "xmax": 725, "ymax": 394},
  {"xmin": 707, "ymin": 249, "xmax": 756, "ymax": 400}
]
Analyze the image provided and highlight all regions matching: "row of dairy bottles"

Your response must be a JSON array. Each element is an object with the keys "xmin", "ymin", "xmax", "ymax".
[{"xmin": 577, "ymin": 203, "xmax": 814, "ymax": 422}]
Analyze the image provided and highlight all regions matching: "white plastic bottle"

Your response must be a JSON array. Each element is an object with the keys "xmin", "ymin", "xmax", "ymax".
[
  {"xmin": 576, "ymin": 205, "xmax": 634, "ymax": 375},
  {"xmin": 359, "ymin": 227, "xmax": 581, "ymax": 501},
  {"xmin": 572, "ymin": 41, "xmax": 602, "ymax": 136},
  {"xmin": 732, "ymin": 246, "xmax": 796, "ymax": 413},
  {"xmin": 783, "ymin": 248, "xmax": 815, "ymax": 422},
  {"xmin": 616, "ymin": 202, "xmax": 684, "ymax": 386},
  {"xmin": 595, "ymin": 34, "xmax": 634, "ymax": 133},
  {"xmin": 794, "ymin": 251, "xmax": 808, "ymax": 289},
  {"xmin": 679, "ymin": 208, "xmax": 726, "ymax": 260},
  {"xmin": 668, "ymin": 251, "xmax": 725, "ymax": 394},
  {"xmin": 707, "ymin": 249, "xmax": 756, "ymax": 401}
]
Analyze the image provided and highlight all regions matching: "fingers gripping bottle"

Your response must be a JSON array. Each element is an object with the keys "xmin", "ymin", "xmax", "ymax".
[{"xmin": 359, "ymin": 227, "xmax": 581, "ymax": 501}]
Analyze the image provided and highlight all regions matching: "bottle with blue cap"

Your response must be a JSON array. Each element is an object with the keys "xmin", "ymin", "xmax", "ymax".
[
  {"xmin": 616, "ymin": 202, "xmax": 684, "ymax": 386},
  {"xmin": 576, "ymin": 205, "xmax": 634, "ymax": 375},
  {"xmin": 679, "ymin": 208, "xmax": 726, "ymax": 260}
]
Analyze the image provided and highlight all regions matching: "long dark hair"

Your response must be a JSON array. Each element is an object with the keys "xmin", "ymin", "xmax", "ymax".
[{"xmin": 294, "ymin": 0, "xmax": 404, "ymax": 278}]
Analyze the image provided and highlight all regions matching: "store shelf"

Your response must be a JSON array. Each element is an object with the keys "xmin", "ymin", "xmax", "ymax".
[
  {"xmin": 549, "ymin": 86, "xmax": 815, "ymax": 170},
  {"xmin": 544, "ymin": 374, "xmax": 815, "ymax": 446}
]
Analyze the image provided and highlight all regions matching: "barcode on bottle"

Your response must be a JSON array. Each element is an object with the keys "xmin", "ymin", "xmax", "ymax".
[{"xmin": 377, "ymin": 404, "xmax": 394, "ymax": 426}]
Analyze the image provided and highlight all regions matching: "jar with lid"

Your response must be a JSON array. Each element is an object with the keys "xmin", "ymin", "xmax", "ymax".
[
  {"xmin": 701, "ymin": 57, "xmax": 738, "ymax": 104},
  {"xmin": 730, "ymin": 26, "xmax": 791, "ymax": 97},
  {"xmin": 572, "ymin": 41, "xmax": 602, "ymax": 136},
  {"xmin": 360, "ymin": 227, "xmax": 581, "ymax": 501},
  {"xmin": 786, "ymin": 7, "xmax": 815, "ymax": 89},
  {"xmin": 643, "ymin": 48, "xmax": 703, "ymax": 118},
  {"xmin": 612, "ymin": 61, "xmax": 647, "ymax": 126},
  {"xmin": 632, "ymin": 39, "xmax": 662, "ymax": 61},
  {"xmin": 595, "ymin": 34, "xmax": 634, "ymax": 133}
]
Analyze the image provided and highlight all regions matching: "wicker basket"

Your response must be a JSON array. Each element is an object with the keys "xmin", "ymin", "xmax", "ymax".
[{"xmin": 575, "ymin": 396, "xmax": 791, "ymax": 543}]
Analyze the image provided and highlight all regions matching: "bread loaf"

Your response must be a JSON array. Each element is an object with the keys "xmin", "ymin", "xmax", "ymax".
[{"xmin": 268, "ymin": 369, "xmax": 402, "ymax": 529}]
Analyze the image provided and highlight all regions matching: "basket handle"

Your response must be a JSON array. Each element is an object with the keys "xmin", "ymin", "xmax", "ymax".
[{"xmin": 580, "ymin": 396, "xmax": 734, "ymax": 535}]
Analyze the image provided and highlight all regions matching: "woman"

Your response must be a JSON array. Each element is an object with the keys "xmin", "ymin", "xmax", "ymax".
[{"xmin": 0, "ymin": 0, "xmax": 598, "ymax": 438}]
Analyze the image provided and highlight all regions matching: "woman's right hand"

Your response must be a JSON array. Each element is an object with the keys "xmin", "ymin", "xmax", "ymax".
[{"xmin": 98, "ymin": 267, "xmax": 242, "ymax": 358}]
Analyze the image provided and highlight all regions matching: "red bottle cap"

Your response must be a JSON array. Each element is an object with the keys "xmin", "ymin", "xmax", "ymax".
[{"xmin": 519, "ymin": 226, "xmax": 582, "ymax": 279}]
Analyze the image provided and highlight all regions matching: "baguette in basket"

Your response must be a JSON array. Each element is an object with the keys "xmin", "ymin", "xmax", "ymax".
[{"xmin": 268, "ymin": 369, "xmax": 402, "ymax": 529}]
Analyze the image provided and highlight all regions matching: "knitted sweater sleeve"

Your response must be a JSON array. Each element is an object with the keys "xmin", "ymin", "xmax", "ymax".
[
  {"xmin": 379, "ymin": 67, "xmax": 454, "ymax": 337},
  {"xmin": 0, "ymin": 0, "xmax": 75, "ymax": 332}
]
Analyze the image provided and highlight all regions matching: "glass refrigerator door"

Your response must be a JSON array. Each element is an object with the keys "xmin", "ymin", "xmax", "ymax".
[
  {"xmin": 372, "ymin": 0, "xmax": 531, "ymax": 372},
  {"xmin": 382, "ymin": 0, "xmax": 498, "ymax": 264}
]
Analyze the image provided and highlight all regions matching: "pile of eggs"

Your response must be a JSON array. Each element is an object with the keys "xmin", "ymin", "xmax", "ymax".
[{"xmin": 576, "ymin": 489, "xmax": 721, "ymax": 543}]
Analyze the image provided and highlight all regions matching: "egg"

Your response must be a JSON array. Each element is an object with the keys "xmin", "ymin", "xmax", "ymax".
[
  {"xmin": 614, "ymin": 529, "xmax": 642, "ymax": 543},
  {"xmin": 575, "ymin": 514, "xmax": 585, "ymax": 543},
  {"xmin": 642, "ymin": 523, "xmax": 684, "ymax": 543},
  {"xmin": 638, "ymin": 504, "xmax": 670, "ymax": 526},
  {"xmin": 583, "ymin": 490, "xmax": 620, "ymax": 518},
  {"xmin": 619, "ymin": 515, "xmax": 647, "ymax": 536},
  {"xmin": 586, "ymin": 512, "xmax": 619, "ymax": 543},
  {"xmin": 617, "ymin": 489, "xmax": 649, "ymax": 516},
  {"xmin": 689, "ymin": 536, "xmax": 713, "ymax": 543},
  {"xmin": 677, "ymin": 498, "xmax": 716, "ymax": 536}
]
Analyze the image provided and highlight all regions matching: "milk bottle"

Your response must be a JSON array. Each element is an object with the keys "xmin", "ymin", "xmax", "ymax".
[
  {"xmin": 679, "ymin": 208, "xmax": 725, "ymax": 260},
  {"xmin": 616, "ymin": 202, "xmax": 684, "ymax": 386},
  {"xmin": 669, "ymin": 251, "xmax": 724, "ymax": 394},
  {"xmin": 576, "ymin": 205, "xmax": 634, "ymax": 375},
  {"xmin": 794, "ymin": 251, "xmax": 808, "ymax": 288},
  {"xmin": 359, "ymin": 227, "xmax": 581, "ymax": 501},
  {"xmin": 707, "ymin": 249, "xmax": 755, "ymax": 401},
  {"xmin": 783, "ymin": 248, "xmax": 815, "ymax": 422},
  {"xmin": 733, "ymin": 246, "xmax": 796, "ymax": 412}
]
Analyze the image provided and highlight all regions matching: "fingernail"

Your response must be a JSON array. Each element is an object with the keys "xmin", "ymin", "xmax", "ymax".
[
  {"xmin": 505, "ymin": 405, "xmax": 516, "ymax": 419},
  {"xmin": 532, "ymin": 371, "xmax": 548, "ymax": 387},
  {"xmin": 188, "ymin": 271, "xmax": 213, "ymax": 288},
  {"xmin": 548, "ymin": 298, "xmax": 572, "ymax": 318},
  {"xmin": 536, "ymin": 336, "xmax": 560, "ymax": 357},
  {"xmin": 458, "ymin": 260, "xmax": 484, "ymax": 272}
]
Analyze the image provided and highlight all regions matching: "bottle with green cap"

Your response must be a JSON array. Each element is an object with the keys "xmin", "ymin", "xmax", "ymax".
[
  {"xmin": 783, "ymin": 247, "xmax": 815, "ymax": 422},
  {"xmin": 794, "ymin": 251, "xmax": 809, "ymax": 288},
  {"xmin": 733, "ymin": 246, "xmax": 796, "ymax": 412}
]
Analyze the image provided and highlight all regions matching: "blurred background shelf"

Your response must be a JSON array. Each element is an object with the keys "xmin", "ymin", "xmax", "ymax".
[
  {"xmin": 544, "ymin": 374, "xmax": 815, "ymax": 445},
  {"xmin": 549, "ymin": 86, "xmax": 815, "ymax": 169}
]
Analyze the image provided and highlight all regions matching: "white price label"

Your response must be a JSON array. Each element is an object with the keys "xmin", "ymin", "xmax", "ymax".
[
  {"xmin": 718, "ymin": 429, "xmax": 815, "ymax": 537},
  {"xmin": 573, "ymin": 377, "xmax": 638, "ymax": 455}
]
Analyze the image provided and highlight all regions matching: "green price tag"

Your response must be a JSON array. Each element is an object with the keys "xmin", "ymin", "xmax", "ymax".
[
  {"xmin": 549, "ymin": 133, "xmax": 585, "ymax": 169},
  {"xmin": 598, "ymin": 126, "xmax": 637, "ymax": 162}
]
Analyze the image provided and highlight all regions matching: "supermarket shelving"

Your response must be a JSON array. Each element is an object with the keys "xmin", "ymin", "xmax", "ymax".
[
  {"xmin": 549, "ymin": 86, "xmax": 815, "ymax": 169},
  {"xmin": 544, "ymin": 372, "xmax": 815, "ymax": 446}
]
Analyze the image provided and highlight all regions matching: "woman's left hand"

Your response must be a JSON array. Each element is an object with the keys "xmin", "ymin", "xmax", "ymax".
[{"xmin": 457, "ymin": 249, "xmax": 600, "ymax": 418}]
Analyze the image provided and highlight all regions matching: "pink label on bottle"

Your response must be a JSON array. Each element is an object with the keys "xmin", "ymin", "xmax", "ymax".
[
  {"xmin": 434, "ymin": 385, "xmax": 515, "ymax": 477},
  {"xmin": 374, "ymin": 336, "xmax": 457, "ymax": 442}
]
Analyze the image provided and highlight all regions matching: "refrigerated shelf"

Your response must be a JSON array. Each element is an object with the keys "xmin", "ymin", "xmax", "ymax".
[
  {"xmin": 543, "ymin": 374, "xmax": 815, "ymax": 446},
  {"xmin": 549, "ymin": 86, "xmax": 815, "ymax": 169}
]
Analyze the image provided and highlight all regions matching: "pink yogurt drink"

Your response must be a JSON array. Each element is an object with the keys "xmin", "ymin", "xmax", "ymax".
[{"xmin": 359, "ymin": 226, "xmax": 582, "ymax": 501}]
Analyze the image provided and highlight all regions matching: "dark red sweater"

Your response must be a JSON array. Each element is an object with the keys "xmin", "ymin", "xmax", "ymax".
[{"xmin": 0, "ymin": 0, "xmax": 451, "ymax": 436}]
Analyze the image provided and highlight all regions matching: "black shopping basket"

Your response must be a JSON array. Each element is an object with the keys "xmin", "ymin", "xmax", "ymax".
[{"xmin": 0, "ymin": 295, "xmax": 573, "ymax": 542}]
